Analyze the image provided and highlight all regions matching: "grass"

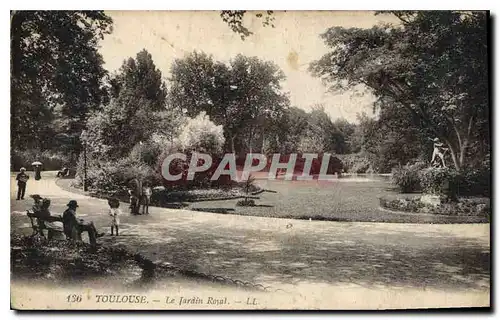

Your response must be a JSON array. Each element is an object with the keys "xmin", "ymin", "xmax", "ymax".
[
  {"xmin": 188, "ymin": 178, "xmax": 488, "ymax": 223},
  {"xmin": 190, "ymin": 178, "xmax": 393, "ymax": 221}
]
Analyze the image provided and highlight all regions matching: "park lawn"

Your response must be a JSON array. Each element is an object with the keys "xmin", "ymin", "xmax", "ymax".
[
  {"xmin": 189, "ymin": 178, "xmax": 398, "ymax": 222},
  {"xmin": 187, "ymin": 178, "xmax": 488, "ymax": 223}
]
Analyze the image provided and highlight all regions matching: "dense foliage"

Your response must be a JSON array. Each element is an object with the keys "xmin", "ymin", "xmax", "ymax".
[
  {"xmin": 310, "ymin": 11, "xmax": 489, "ymax": 171},
  {"xmin": 380, "ymin": 196, "xmax": 490, "ymax": 218},
  {"xmin": 11, "ymin": 11, "xmax": 113, "ymax": 154},
  {"xmin": 391, "ymin": 162, "xmax": 427, "ymax": 193},
  {"xmin": 12, "ymin": 11, "xmax": 490, "ymax": 200}
]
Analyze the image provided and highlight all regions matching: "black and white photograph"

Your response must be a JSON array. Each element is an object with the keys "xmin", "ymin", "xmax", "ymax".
[{"xmin": 9, "ymin": 10, "xmax": 491, "ymax": 310}]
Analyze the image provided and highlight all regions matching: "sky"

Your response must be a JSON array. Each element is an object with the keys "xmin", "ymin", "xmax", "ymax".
[{"xmin": 98, "ymin": 11, "xmax": 398, "ymax": 123}]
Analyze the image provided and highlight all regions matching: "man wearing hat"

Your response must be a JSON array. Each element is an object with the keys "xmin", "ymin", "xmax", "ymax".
[
  {"xmin": 15, "ymin": 168, "xmax": 29, "ymax": 200},
  {"xmin": 36, "ymin": 198, "xmax": 64, "ymax": 240},
  {"xmin": 30, "ymin": 194, "xmax": 43, "ymax": 213},
  {"xmin": 62, "ymin": 200, "xmax": 103, "ymax": 245}
]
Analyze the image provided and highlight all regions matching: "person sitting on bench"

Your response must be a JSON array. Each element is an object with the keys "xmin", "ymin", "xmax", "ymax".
[
  {"xmin": 34, "ymin": 198, "xmax": 64, "ymax": 240},
  {"xmin": 62, "ymin": 200, "xmax": 104, "ymax": 245},
  {"xmin": 57, "ymin": 167, "xmax": 69, "ymax": 177},
  {"xmin": 30, "ymin": 194, "xmax": 43, "ymax": 213}
]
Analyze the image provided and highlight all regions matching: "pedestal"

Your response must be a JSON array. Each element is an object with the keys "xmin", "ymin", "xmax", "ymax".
[{"xmin": 420, "ymin": 194, "xmax": 441, "ymax": 206}]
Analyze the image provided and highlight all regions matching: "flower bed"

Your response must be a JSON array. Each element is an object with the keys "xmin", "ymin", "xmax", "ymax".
[
  {"xmin": 65, "ymin": 178, "xmax": 263, "ymax": 206},
  {"xmin": 380, "ymin": 195, "xmax": 490, "ymax": 217},
  {"xmin": 152, "ymin": 184, "xmax": 263, "ymax": 203}
]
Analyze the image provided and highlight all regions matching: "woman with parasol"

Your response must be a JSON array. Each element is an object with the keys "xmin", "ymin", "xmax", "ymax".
[{"xmin": 32, "ymin": 161, "xmax": 42, "ymax": 180}]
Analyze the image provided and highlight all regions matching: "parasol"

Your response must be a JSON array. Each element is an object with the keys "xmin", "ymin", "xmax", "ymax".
[{"xmin": 31, "ymin": 161, "xmax": 42, "ymax": 166}]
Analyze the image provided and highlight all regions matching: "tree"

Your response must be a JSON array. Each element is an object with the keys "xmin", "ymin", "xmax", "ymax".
[
  {"xmin": 229, "ymin": 54, "xmax": 289, "ymax": 154},
  {"xmin": 110, "ymin": 49, "xmax": 167, "ymax": 112},
  {"xmin": 169, "ymin": 51, "xmax": 289, "ymax": 154},
  {"xmin": 297, "ymin": 105, "xmax": 344, "ymax": 154},
  {"xmin": 309, "ymin": 11, "xmax": 489, "ymax": 171},
  {"xmin": 220, "ymin": 11, "xmax": 275, "ymax": 40},
  {"xmin": 82, "ymin": 49, "xmax": 171, "ymax": 159},
  {"xmin": 11, "ymin": 11, "xmax": 113, "ymax": 150},
  {"xmin": 333, "ymin": 118, "xmax": 356, "ymax": 154},
  {"xmin": 263, "ymin": 106, "xmax": 309, "ymax": 154}
]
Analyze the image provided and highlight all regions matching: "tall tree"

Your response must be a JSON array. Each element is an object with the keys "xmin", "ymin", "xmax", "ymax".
[
  {"xmin": 110, "ymin": 49, "xmax": 167, "ymax": 112},
  {"xmin": 263, "ymin": 106, "xmax": 309, "ymax": 154},
  {"xmin": 309, "ymin": 11, "xmax": 489, "ymax": 170},
  {"xmin": 83, "ymin": 49, "xmax": 170, "ymax": 159},
  {"xmin": 169, "ymin": 51, "xmax": 289, "ymax": 154},
  {"xmin": 11, "ymin": 11, "xmax": 113, "ymax": 150},
  {"xmin": 229, "ymin": 54, "xmax": 289, "ymax": 153},
  {"xmin": 333, "ymin": 118, "xmax": 356, "ymax": 154},
  {"xmin": 297, "ymin": 105, "xmax": 341, "ymax": 154}
]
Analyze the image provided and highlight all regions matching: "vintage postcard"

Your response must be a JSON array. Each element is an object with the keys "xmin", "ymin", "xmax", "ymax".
[{"xmin": 10, "ymin": 10, "xmax": 490, "ymax": 310}]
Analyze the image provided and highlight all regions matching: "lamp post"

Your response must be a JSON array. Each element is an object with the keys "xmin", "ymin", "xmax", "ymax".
[
  {"xmin": 80, "ymin": 112, "xmax": 90, "ymax": 192},
  {"xmin": 83, "ymin": 139, "xmax": 88, "ymax": 192}
]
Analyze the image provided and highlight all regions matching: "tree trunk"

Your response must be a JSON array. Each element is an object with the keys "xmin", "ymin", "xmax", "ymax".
[
  {"xmin": 230, "ymin": 135, "xmax": 236, "ymax": 154},
  {"xmin": 445, "ymin": 141, "xmax": 461, "ymax": 171},
  {"xmin": 248, "ymin": 127, "xmax": 255, "ymax": 154},
  {"xmin": 11, "ymin": 11, "xmax": 25, "ymax": 78},
  {"xmin": 260, "ymin": 131, "xmax": 265, "ymax": 153},
  {"xmin": 459, "ymin": 140, "xmax": 468, "ymax": 170}
]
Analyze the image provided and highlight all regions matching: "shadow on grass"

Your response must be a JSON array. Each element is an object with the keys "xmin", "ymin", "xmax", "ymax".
[{"xmin": 117, "ymin": 225, "xmax": 490, "ymax": 291}]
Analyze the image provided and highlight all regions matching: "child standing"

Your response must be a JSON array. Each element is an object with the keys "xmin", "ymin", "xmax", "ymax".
[
  {"xmin": 141, "ymin": 183, "xmax": 152, "ymax": 215},
  {"xmin": 107, "ymin": 198, "xmax": 121, "ymax": 236}
]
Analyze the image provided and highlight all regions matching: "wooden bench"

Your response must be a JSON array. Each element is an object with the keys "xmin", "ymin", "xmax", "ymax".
[
  {"xmin": 26, "ymin": 210, "xmax": 65, "ymax": 240},
  {"xmin": 26, "ymin": 211, "xmax": 100, "ymax": 245}
]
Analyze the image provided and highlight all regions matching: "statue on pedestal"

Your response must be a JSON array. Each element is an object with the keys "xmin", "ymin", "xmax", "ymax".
[{"xmin": 430, "ymin": 138, "xmax": 448, "ymax": 168}]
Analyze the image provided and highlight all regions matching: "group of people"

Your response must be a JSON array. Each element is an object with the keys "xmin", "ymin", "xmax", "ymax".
[
  {"xmin": 16, "ymin": 166, "xmax": 154, "ymax": 244},
  {"xmin": 127, "ymin": 179, "xmax": 152, "ymax": 215},
  {"xmin": 29, "ymin": 194, "xmax": 126, "ymax": 244}
]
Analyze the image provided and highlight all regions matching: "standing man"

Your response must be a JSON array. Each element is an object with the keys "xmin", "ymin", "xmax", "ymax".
[{"xmin": 16, "ymin": 167, "xmax": 29, "ymax": 200}]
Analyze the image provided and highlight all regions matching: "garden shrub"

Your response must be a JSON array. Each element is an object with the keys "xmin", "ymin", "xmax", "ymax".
[
  {"xmin": 75, "ymin": 155, "xmax": 161, "ymax": 195},
  {"xmin": 337, "ymin": 153, "xmax": 372, "ymax": 173},
  {"xmin": 379, "ymin": 196, "xmax": 490, "ymax": 217},
  {"xmin": 177, "ymin": 111, "xmax": 225, "ymax": 153},
  {"xmin": 129, "ymin": 141, "xmax": 162, "ymax": 167},
  {"xmin": 11, "ymin": 149, "xmax": 71, "ymax": 171},
  {"xmin": 236, "ymin": 199, "xmax": 256, "ymax": 207},
  {"xmin": 418, "ymin": 167, "xmax": 460, "ymax": 200},
  {"xmin": 154, "ymin": 112, "xmax": 229, "ymax": 190},
  {"xmin": 457, "ymin": 161, "xmax": 491, "ymax": 197},
  {"xmin": 391, "ymin": 162, "xmax": 427, "ymax": 193}
]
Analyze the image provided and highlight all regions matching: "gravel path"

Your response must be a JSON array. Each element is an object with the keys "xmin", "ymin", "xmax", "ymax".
[{"xmin": 10, "ymin": 171, "xmax": 490, "ymax": 308}]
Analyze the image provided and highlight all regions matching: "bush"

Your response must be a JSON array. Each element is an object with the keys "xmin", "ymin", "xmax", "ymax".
[
  {"xmin": 11, "ymin": 149, "xmax": 71, "ymax": 171},
  {"xmin": 457, "ymin": 160, "xmax": 491, "ymax": 197},
  {"xmin": 129, "ymin": 141, "xmax": 162, "ymax": 167},
  {"xmin": 380, "ymin": 196, "xmax": 490, "ymax": 217},
  {"xmin": 236, "ymin": 199, "xmax": 256, "ymax": 207},
  {"xmin": 158, "ymin": 152, "xmax": 237, "ymax": 191},
  {"xmin": 391, "ymin": 162, "xmax": 426, "ymax": 193},
  {"xmin": 418, "ymin": 167, "xmax": 460, "ymax": 200},
  {"xmin": 337, "ymin": 153, "xmax": 372, "ymax": 173},
  {"xmin": 177, "ymin": 111, "xmax": 225, "ymax": 153},
  {"xmin": 75, "ymin": 155, "xmax": 161, "ymax": 195}
]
